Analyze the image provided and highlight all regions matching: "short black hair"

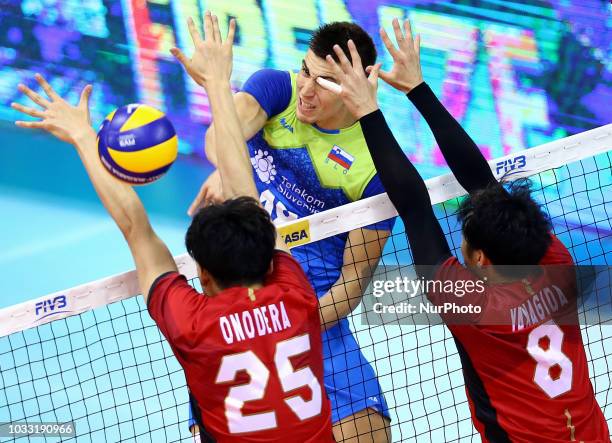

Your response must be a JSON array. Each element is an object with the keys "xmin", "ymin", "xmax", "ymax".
[
  {"xmin": 309, "ymin": 22, "xmax": 377, "ymax": 70},
  {"xmin": 185, "ymin": 197, "xmax": 276, "ymax": 288},
  {"xmin": 457, "ymin": 179, "xmax": 552, "ymax": 276}
]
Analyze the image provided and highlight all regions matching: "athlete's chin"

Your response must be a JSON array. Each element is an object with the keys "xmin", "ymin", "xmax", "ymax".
[{"xmin": 296, "ymin": 108, "xmax": 318, "ymax": 124}]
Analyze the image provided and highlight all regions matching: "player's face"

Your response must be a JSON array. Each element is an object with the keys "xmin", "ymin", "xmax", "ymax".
[{"xmin": 296, "ymin": 50, "xmax": 351, "ymax": 128}]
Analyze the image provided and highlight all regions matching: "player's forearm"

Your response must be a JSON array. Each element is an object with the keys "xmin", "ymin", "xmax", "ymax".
[
  {"xmin": 319, "ymin": 274, "xmax": 369, "ymax": 330},
  {"xmin": 73, "ymin": 130, "xmax": 152, "ymax": 240},
  {"xmin": 407, "ymin": 82, "xmax": 496, "ymax": 192},
  {"xmin": 206, "ymin": 82, "xmax": 259, "ymax": 200},
  {"xmin": 359, "ymin": 109, "xmax": 451, "ymax": 266},
  {"xmin": 360, "ymin": 110, "xmax": 430, "ymax": 218},
  {"xmin": 318, "ymin": 236, "xmax": 383, "ymax": 330},
  {"xmin": 204, "ymin": 124, "xmax": 218, "ymax": 166}
]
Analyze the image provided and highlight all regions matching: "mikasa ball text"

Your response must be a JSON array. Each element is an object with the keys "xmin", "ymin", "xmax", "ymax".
[{"xmin": 97, "ymin": 104, "xmax": 178, "ymax": 185}]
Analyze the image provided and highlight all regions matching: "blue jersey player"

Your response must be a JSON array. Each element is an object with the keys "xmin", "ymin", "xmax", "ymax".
[{"xmin": 185, "ymin": 22, "xmax": 394, "ymax": 442}]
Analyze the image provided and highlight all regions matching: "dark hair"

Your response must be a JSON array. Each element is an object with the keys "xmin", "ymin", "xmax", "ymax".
[
  {"xmin": 457, "ymin": 179, "xmax": 552, "ymax": 276},
  {"xmin": 185, "ymin": 197, "xmax": 276, "ymax": 288},
  {"xmin": 309, "ymin": 22, "xmax": 377, "ymax": 70}
]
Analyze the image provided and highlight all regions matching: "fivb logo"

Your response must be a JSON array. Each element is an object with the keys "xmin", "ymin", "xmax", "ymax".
[
  {"xmin": 495, "ymin": 154, "xmax": 527, "ymax": 177},
  {"xmin": 34, "ymin": 295, "xmax": 70, "ymax": 320}
]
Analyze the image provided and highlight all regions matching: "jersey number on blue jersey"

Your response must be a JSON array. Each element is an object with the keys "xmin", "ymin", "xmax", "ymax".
[{"xmin": 260, "ymin": 189, "xmax": 298, "ymax": 223}]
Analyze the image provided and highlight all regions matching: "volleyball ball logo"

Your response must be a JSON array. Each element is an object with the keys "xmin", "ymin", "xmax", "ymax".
[{"xmin": 97, "ymin": 104, "xmax": 178, "ymax": 185}]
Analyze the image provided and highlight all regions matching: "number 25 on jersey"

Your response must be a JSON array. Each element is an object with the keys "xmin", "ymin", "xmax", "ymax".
[{"xmin": 215, "ymin": 334, "xmax": 322, "ymax": 434}]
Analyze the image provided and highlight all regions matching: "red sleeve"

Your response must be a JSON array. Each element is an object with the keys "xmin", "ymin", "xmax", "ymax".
[
  {"xmin": 147, "ymin": 272, "xmax": 208, "ymax": 349},
  {"xmin": 266, "ymin": 251, "xmax": 314, "ymax": 293},
  {"xmin": 539, "ymin": 234, "xmax": 574, "ymax": 265}
]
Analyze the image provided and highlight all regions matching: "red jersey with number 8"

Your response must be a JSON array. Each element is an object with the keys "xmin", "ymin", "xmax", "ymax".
[
  {"xmin": 148, "ymin": 251, "xmax": 333, "ymax": 442},
  {"xmin": 432, "ymin": 235, "xmax": 609, "ymax": 442}
]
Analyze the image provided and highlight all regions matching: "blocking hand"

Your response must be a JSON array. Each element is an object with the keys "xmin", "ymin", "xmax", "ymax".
[
  {"xmin": 318, "ymin": 40, "xmax": 382, "ymax": 120},
  {"xmin": 171, "ymin": 12, "xmax": 236, "ymax": 88},
  {"xmin": 372, "ymin": 18, "xmax": 423, "ymax": 94},
  {"xmin": 12, "ymin": 74, "xmax": 94, "ymax": 145}
]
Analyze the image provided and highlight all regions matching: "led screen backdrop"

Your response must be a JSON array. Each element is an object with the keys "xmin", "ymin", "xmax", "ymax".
[{"xmin": 0, "ymin": 0, "xmax": 609, "ymax": 176}]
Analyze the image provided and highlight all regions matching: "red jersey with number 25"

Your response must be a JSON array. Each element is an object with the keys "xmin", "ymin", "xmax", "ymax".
[
  {"xmin": 148, "ymin": 251, "xmax": 333, "ymax": 442},
  {"xmin": 432, "ymin": 235, "xmax": 609, "ymax": 442}
]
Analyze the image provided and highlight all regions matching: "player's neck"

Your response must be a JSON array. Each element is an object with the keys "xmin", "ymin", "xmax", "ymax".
[
  {"xmin": 315, "ymin": 110, "xmax": 357, "ymax": 131},
  {"xmin": 207, "ymin": 282, "xmax": 264, "ymax": 296},
  {"xmin": 479, "ymin": 268, "xmax": 521, "ymax": 285}
]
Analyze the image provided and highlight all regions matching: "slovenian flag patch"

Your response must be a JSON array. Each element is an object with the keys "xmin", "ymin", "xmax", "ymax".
[{"xmin": 327, "ymin": 145, "xmax": 355, "ymax": 170}]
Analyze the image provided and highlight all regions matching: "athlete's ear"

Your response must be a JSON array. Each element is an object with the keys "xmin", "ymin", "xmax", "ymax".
[
  {"xmin": 478, "ymin": 250, "xmax": 493, "ymax": 267},
  {"xmin": 266, "ymin": 259, "xmax": 274, "ymax": 277},
  {"xmin": 198, "ymin": 267, "xmax": 214, "ymax": 295}
]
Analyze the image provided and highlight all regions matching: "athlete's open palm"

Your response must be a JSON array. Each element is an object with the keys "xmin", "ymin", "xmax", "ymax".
[
  {"xmin": 12, "ymin": 74, "xmax": 94, "ymax": 145},
  {"xmin": 373, "ymin": 18, "xmax": 423, "ymax": 93},
  {"xmin": 171, "ymin": 12, "xmax": 236, "ymax": 87},
  {"xmin": 319, "ymin": 40, "xmax": 382, "ymax": 120}
]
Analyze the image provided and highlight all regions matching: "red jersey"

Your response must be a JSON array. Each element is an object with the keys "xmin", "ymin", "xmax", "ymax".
[
  {"xmin": 148, "ymin": 251, "xmax": 333, "ymax": 442},
  {"xmin": 432, "ymin": 235, "xmax": 609, "ymax": 442}
]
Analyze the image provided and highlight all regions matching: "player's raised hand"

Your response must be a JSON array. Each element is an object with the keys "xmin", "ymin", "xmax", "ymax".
[
  {"xmin": 370, "ymin": 18, "xmax": 423, "ymax": 93},
  {"xmin": 171, "ymin": 12, "xmax": 236, "ymax": 87},
  {"xmin": 319, "ymin": 40, "xmax": 382, "ymax": 119},
  {"xmin": 12, "ymin": 74, "xmax": 94, "ymax": 145},
  {"xmin": 187, "ymin": 169, "xmax": 223, "ymax": 216}
]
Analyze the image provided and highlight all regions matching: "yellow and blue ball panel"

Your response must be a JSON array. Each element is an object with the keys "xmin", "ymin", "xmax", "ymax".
[{"xmin": 97, "ymin": 104, "xmax": 178, "ymax": 185}]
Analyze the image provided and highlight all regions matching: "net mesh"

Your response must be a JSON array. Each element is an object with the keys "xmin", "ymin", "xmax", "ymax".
[{"xmin": 0, "ymin": 149, "xmax": 610, "ymax": 442}]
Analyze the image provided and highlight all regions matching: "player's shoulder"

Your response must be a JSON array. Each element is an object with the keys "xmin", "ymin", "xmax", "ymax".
[
  {"xmin": 242, "ymin": 69, "xmax": 295, "ymax": 120},
  {"xmin": 433, "ymin": 256, "xmax": 466, "ymax": 278},
  {"xmin": 148, "ymin": 271, "xmax": 194, "ymax": 306},
  {"xmin": 539, "ymin": 233, "xmax": 573, "ymax": 265},
  {"xmin": 246, "ymin": 68, "xmax": 291, "ymax": 84}
]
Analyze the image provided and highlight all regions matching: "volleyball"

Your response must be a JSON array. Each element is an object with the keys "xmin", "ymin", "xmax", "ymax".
[{"xmin": 97, "ymin": 104, "xmax": 178, "ymax": 185}]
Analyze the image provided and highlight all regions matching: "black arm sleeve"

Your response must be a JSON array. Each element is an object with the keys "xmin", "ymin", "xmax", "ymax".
[
  {"xmin": 360, "ymin": 110, "xmax": 451, "ymax": 268},
  {"xmin": 407, "ymin": 82, "xmax": 497, "ymax": 192}
]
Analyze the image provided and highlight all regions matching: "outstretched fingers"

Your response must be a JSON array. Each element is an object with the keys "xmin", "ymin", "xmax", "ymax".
[
  {"xmin": 15, "ymin": 120, "xmax": 46, "ymax": 129},
  {"xmin": 413, "ymin": 33, "xmax": 421, "ymax": 59},
  {"xmin": 403, "ymin": 19, "xmax": 414, "ymax": 42},
  {"xmin": 392, "ymin": 17, "xmax": 410, "ymax": 52},
  {"xmin": 402, "ymin": 19, "xmax": 420, "ymax": 56},
  {"xmin": 332, "ymin": 44, "xmax": 353, "ymax": 75},
  {"xmin": 170, "ymin": 47, "xmax": 189, "ymax": 67},
  {"xmin": 225, "ymin": 18, "xmax": 236, "ymax": 46},
  {"xmin": 187, "ymin": 17, "xmax": 202, "ymax": 46},
  {"xmin": 17, "ymin": 83, "xmax": 50, "ymax": 109},
  {"xmin": 34, "ymin": 74, "xmax": 60, "ymax": 101},
  {"xmin": 316, "ymin": 77, "xmax": 342, "ymax": 94},
  {"xmin": 325, "ymin": 54, "xmax": 345, "ymax": 82},
  {"xmin": 370, "ymin": 65, "xmax": 393, "ymax": 84},
  {"xmin": 346, "ymin": 40, "xmax": 363, "ymax": 72},
  {"xmin": 203, "ymin": 11, "xmax": 214, "ymax": 42},
  {"xmin": 212, "ymin": 14, "xmax": 222, "ymax": 43},
  {"xmin": 367, "ymin": 63, "xmax": 382, "ymax": 86},
  {"xmin": 78, "ymin": 84, "xmax": 93, "ymax": 116},
  {"xmin": 11, "ymin": 102, "xmax": 45, "ymax": 119},
  {"xmin": 379, "ymin": 27, "xmax": 401, "ymax": 60}
]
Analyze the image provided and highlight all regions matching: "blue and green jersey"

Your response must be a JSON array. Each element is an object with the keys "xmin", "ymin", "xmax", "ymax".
[{"xmin": 244, "ymin": 69, "xmax": 395, "ymax": 296}]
